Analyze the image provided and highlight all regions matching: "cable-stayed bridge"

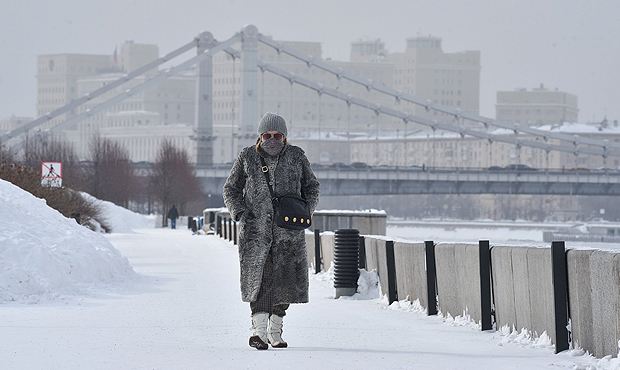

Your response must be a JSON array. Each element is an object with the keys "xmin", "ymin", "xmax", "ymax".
[{"xmin": 4, "ymin": 25, "xmax": 619, "ymax": 196}]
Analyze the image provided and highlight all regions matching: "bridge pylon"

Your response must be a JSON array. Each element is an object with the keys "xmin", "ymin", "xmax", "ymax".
[
  {"xmin": 194, "ymin": 32, "xmax": 217, "ymax": 167},
  {"xmin": 238, "ymin": 25, "xmax": 259, "ymax": 154}
]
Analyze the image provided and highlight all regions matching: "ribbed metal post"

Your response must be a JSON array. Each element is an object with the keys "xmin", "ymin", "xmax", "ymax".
[{"xmin": 334, "ymin": 229, "xmax": 360, "ymax": 298}]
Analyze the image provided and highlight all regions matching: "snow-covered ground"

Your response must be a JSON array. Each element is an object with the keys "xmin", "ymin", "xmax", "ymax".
[
  {"xmin": 1, "ymin": 180, "xmax": 617, "ymax": 368},
  {"xmin": 0, "ymin": 179, "xmax": 137, "ymax": 304},
  {"xmin": 1, "ymin": 227, "xmax": 615, "ymax": 369}
]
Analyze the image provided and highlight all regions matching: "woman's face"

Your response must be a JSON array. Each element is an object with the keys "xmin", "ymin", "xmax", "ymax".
[{"xmin": 260, "ymin": 131, "xmax": 285, "ymax": 143}]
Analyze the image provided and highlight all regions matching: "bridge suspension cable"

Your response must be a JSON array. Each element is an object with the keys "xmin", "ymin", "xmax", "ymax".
[
  {"xmin": 255, "ymin": 59, "xmax": 616, "ymax": 157},
  {"xmin": 255, "ymin": 34, "xmax": 618, "ymax": 155}
]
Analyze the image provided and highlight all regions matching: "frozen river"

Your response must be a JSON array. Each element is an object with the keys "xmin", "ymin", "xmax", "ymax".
[{"xmin": 386, "ymin": 220, "xmax": 620, "ymax": 251}]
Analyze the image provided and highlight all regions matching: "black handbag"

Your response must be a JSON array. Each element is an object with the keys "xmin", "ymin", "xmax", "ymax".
[{"xmin": 259, "ymin": 156, "xmax": 312, "ymax": 230}]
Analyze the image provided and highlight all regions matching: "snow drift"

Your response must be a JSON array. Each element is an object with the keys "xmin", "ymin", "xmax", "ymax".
[
  {"xmin": 0, "ymin": 179, "xmax": 137, "ymax": 303},
  {"xmin": 80, "ymin": 192, "xmax": 154, "ymax": 233}
]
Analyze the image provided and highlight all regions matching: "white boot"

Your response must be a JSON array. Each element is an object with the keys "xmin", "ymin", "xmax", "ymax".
[
  {"xmin": 249, "ymin": 313, "xmax": 269, "ymax": 350},
  {"xmin": 267, "ymin": 314, "xmax": 288, "ymax": 348}
]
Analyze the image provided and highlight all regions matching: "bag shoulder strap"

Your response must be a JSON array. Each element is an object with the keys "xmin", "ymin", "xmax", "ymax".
[{"xmin": 259, "ymin": 156, "xmax": 276, "ymax": 199}]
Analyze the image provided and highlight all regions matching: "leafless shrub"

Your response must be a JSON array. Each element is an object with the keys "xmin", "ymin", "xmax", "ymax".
[{"xmin": 0, "ymin": 162, "xmax": 108, "ymax": 230}]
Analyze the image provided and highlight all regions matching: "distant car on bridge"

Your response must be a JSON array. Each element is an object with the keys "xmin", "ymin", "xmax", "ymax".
[
  {"xmin": 350, "ymin": 162, "xmax": 371, "ymax": 169},
  {"xmin": 504, "ymin": 164, "xmax": 538, "ymax": 172}
]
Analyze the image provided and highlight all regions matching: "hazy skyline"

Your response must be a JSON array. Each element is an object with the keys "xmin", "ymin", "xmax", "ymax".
[{"xmin": 1, "ymin": 0, "xmax": 618, "ymax": 122}]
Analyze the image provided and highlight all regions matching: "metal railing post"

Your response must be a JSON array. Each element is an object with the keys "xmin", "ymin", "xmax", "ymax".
[
  {"xmin": 425, "ymin": 240, "xmax": 438, "ymax": 315},
  {"xmin": 216, "ymin": 215, "xmax": 221, "ymax": 237},
  {"xmin": 358, "ymin": 236, "xmax": 366, "ymax": 269},
  {"xmin": 314, "ymin": 229, "xmax": 321, "ymax": 274},
  {"xmin": 552, "ymin": 241, "xmax": 569, "ymax": 353},
  {"xmin": 479, "ymin": 240, "xmax": 493, "ymax": 330},
  {"xmin": 233, "ymin": 220, "xmax": 238, "ymax": 245},
  {"xmin": 385, "ymin": 240, "xmax": 398, "ymax": 305}
]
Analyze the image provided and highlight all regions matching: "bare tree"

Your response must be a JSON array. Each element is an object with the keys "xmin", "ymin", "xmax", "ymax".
[
  {"xmin": 86, "ymin": 134, "xmax": 136, "ymax": 207},
  {"xmin": 151, "ymin": 140, "xmax": 202, "ymax": 226}
]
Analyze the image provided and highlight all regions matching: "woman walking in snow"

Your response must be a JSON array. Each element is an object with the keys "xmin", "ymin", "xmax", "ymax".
[{"xmin": 223, "ymin": 112, "xmax": 320, "ymax": 350}]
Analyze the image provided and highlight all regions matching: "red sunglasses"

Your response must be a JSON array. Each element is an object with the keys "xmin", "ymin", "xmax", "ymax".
[{"xmin": 261, "ymin": 132, "xmax": 284, "ymax": 140}]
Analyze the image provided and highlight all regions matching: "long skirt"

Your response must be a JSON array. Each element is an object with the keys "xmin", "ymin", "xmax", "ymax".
[{"xmin": 250, "ymin": 249, "xmax": 289, "ymax": 316}]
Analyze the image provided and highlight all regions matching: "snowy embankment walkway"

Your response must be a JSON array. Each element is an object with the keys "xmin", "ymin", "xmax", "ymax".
[{"xmin": 0, "ymin": 229, "xmax": 605, "ymax": 369}]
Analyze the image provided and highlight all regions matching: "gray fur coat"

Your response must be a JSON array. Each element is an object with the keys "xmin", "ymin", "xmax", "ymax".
[{"xmin": 223, "ymin": 144, "xmax": 320, "ymax": 304}]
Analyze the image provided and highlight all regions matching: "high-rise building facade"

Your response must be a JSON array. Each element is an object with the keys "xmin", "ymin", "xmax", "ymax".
[
  {"xmin": 496, "ymin": 84, "xmax": 578, "ymax": 125},
  {"xmin": 387, "ymin": 36, "xmax": 481, "ymax": 119}
]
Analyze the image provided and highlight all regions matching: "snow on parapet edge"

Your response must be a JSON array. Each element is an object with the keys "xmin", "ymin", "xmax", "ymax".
[{"xmin": 0, "ymin": 179, "xmax": 137, "ymax": 304}]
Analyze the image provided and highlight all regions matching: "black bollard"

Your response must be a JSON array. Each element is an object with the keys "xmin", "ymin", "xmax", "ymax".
[
  {"xmin": 334, "ymin": 229, "xmax": 360, "ymax": 298},
  {"xmin": 228, "ymin": 218, "xmax": 233, "ymax": 242},
  {"xmin": 216, "ymin": 216, "xmax": 221, "ymax": 237}
]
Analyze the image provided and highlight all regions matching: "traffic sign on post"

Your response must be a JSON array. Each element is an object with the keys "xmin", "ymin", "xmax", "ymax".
[{"xmin": 41, "ymin": 162, "xmax": 62, "ymax": 188}]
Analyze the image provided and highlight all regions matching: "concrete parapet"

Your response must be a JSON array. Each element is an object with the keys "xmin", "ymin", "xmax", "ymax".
[
  {"xmin": 362, "ymin": 237, "xmax": 389, "ymax": 296},
  {"xmin": 320, "ymin": 232, "xmax": 335, "ymax": 271},
  {"xmin": 492, "ymin": 246, "xmax": 555, "ymax": 342},
  {"xmin": 568, "ymin": 249, "xmax": 620, "ymax": 357},
  {"xmin": 527, "ymin": 247, "xmax": 555, "ymax": 340},
  {"xmin": 311, "ymin": 210, "xmax": 387, "ymax": 235},
  {"xmin": 490, "ymin": 247, "xmax": 517, "ymax": 329},
  {"xmin": 567, "ymin": 249, "xmax": 594, "ymax": 354},
  {"xmin": 393, "ymin": 241, "xmax": 428, "ymax": 309},
  {"xmin": 435, "ymin": 243, "xmax": 481, "ymax": 322},
  {"xmin": 305, "ymin": 231, "xmax": 316, "ymax": 268}
]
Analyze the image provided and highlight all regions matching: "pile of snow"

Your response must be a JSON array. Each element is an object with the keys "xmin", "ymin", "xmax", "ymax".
[
  {"xmin": 311, "ymin": 264, "xmax": 381, "ymax": 300},
  {"xmin": 0, "ymin": 179, "xmax": 137, "ymax": 303},
  {"xmin": 344, "ymin": 269, "xmax": 381, "ymax": 300},
  {"xmin": 80, "ymin": 192, "xmax": 154, "ymax": 233}
]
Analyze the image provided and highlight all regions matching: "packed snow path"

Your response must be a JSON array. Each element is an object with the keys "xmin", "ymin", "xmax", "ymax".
[{"xmin": 1, "ymin": 229, "xmax": 594, "ymax": 369}]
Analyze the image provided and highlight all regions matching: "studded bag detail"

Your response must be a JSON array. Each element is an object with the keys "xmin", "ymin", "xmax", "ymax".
[{"xmin": 260, "ymin": 156, "xmax": 312, "ymax": 230}]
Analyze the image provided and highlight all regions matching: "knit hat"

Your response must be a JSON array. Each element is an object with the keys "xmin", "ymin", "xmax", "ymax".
[{"xmin": 257, "ymin": 112, "xmax": 287, "ymax": 137}]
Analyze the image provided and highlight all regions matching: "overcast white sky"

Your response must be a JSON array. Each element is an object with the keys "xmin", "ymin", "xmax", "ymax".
[{"xmin": 1, "ymin": 0, "xmax": 618, "ymax": 122}]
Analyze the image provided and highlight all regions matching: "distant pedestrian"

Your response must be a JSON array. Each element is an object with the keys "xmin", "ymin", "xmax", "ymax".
[
  {"xmin": 167, "ymin": 204, "xmax": 179, "ymax": 229},
  {"xmin": 223, "ymin": 112, "xmax": 320, "ymax": 350}
]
